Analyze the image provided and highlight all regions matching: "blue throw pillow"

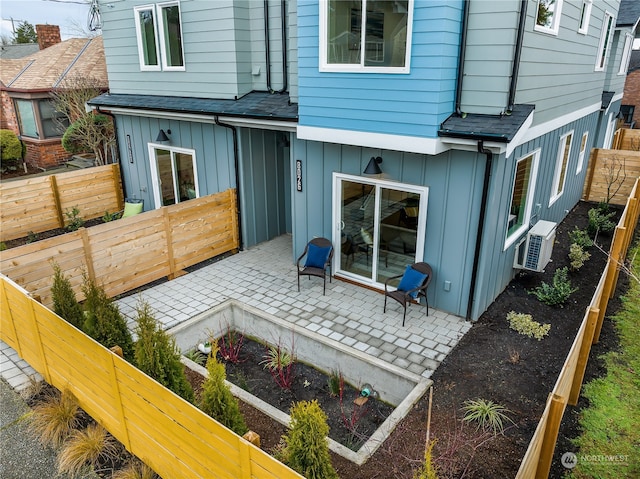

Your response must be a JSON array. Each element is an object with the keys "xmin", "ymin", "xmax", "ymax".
[
  {"xmin": 397, "ymin": 265, "xmax": 428, "ymax": 299},
  {"xmin": 304, "ymin": 243, "xmax": 332, "ymax": 269}
]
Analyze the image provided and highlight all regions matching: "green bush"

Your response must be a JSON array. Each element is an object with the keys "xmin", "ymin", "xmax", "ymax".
[
  {"xmin": 530, "ymin": 267, "xmax": 577, "ymax": 307},
  {"xmin": 64, "ymin": 207, "xmax": 85, "ymax": 232},
  {"xmin": 506, "ymin": 311, "xmax": 550, "ymax": 340},
  {"xmin": 61, "ymin": 114, "xmax": 110, "ymax": 154},
  {"xmin": 198, "ymin": 341, "xmax": 248, "ymax": 435},
  {"xmin": 569, "ymin": 243, "xmax": 591, "ymax": 271},
  {"xmin": 51, "ymin": 262, "xmax": 84, "ymax": 329},
  {"xmin": 81, "ymin": 275, "xmax": 135, "ymax": 362},
  {"xmin": 278, "ymin": 400, "xmax": 339, "ymax": 479},
  {"xmin": 587, "ymin": 207, "xmax": 616, "ymax": 236},
  {"xmin": 0, "ymin": 129, "xmax": 23, "ymax": 164},
  {"xmin": 134, "ymin": 300, "xmax": 194, "ymax": 403},
  {"xmin": 568, "ymin": 227, "xmax": 593, "ymax": 249}
]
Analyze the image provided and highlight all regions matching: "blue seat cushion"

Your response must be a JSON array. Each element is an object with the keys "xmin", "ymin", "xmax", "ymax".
[
  {"xmin": 304, "ymin": 243, "xmax": 332, "ymax": 269},
  {"xmin": 397, "ymin": 265, "xmax": 428, "ymax": 299}
]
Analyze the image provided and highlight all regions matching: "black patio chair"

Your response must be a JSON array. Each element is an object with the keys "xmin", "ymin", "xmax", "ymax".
[
  {"xmin": 384, "ymin": 262, "xmax": 432, "ymax": 326},
  {"xmin": 296, "ymin": 237, "xmax": 334, "ymax": 295}
]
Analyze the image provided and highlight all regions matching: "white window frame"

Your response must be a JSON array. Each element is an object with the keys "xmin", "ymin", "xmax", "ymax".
[
  {"xmin": 595, "ymin": 11, "xmax": 614, "ymax": 72},
  {"xmin": 157, "ymin": 1, "xmax": 185, "ymax": 71},
  {"xmin": 549, "ymin": 130, "xmax": 573, "ymax": 206},
  {"xmin": 577, "ymin": 0, "xmax": 592, "ymax": 35},
  {"xmin": 576, "ymin": 131, "xmax": 588, "ymax": 175},
  {"xmin": 618, "ymin": 32, "xmax": 633, "ymax": 75},
  {"xmin": 148, "ymin": 143, "xmax": 199, "ymax": 208},
  {"xmin": 534, "ymin": 0, "xmax": 564, "ymax": 36},
  {"xmin": 319, "ymin": 0, "xmax": 414, "ymax": 74},
  {"xmin": 505, "ymin": 149, "xmax": 540, "ymax": 250},
  {"xmin": 134, "ymin": 5, "xmax": 161, "ymax": 71}
]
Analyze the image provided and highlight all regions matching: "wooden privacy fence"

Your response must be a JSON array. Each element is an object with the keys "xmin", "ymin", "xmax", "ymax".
[
  {"xmin": 611, "ymin": 127, "xmax": 640, "ymax": 151},
  {"xmin": 0, "ymin": 164, "xmax": 124, "ymax": 242},
  {"xmin": 0, "ymin": 276, "xmax": 303, "ymax": 479},
  {"xmin": 0, "ymin": 189, "xmax": 239, "ymax": 307},
  {"xmin": 516, "ymin": 177, "xmax": 640, "ymax": 479},
  {"xmin": 582, "ymin": 148, "xmax": 640, "ymax": 205}
]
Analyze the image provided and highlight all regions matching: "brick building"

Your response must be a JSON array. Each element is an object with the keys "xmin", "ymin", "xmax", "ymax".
[{"xmin": 621, "ymin": 50, "xmax": 640, "ymax": 128}]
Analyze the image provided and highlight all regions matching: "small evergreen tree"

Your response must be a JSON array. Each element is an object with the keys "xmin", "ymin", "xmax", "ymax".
[
  {"xmin": 81, "ymin": 275, "xmax": 135, "ymax": 362},
  {"xmin": 51, "ymin": 262, "xmax": 84, "ymax": 329},
  {"xmin": 280, "ymin": 400, "xmax": 338, "ymax": 479},
  {"xmin": 198, "ymin": 341, "xmax": 248, "ymax": 435},
  {"xmin": 134, "ymin": 300, "xmax": 194, "ymax": 403},
  {"xmin": 14, "ymin": 21, "xmax": 37, "ymax": 44},
  {"xmin": 0, "ymin": 129, "xmax": 23, "ymax": 167}
]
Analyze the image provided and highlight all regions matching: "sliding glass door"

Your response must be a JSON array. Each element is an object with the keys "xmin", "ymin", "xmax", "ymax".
[{"xmin": 333, "ymin": 173, "xmax": 428, "ymax": 288}]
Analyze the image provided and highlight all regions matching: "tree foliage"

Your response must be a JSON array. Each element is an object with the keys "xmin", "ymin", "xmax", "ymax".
[
  {"xmin": 51, "ymin": 262, "xmax": 84, "ymax": 330},
  {"xmin": 14, "ymin": 21, "xmax": 37, "ymax": 44},
  {"xmin": 0, "ymin": 129, "xmax": 23, "ymax": 164}
]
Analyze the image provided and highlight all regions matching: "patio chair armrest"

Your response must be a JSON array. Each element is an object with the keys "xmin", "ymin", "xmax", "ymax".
[{"xmin": 384, "ymin": 273, "xmax": 403, "ymax": 291}]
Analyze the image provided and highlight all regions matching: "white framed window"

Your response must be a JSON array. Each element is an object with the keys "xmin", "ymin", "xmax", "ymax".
[
  {"xmin": 618, "ymin": 33, "xmax": 633, "ymax": 75},
  {"xmin": 148, "ymin": 144, "xmax": 198, "ymax": 208},
  {"xmin": 320, "ymin": 0, "xmax": 413, "ymax": 74},
  {"xmin": 534, "ymin": 0, "xmax": 563, "ymax": 35},
  {"xmin": 550, "ymin": 131, "xmax": 573, "ymax": 205},
  {"xmin": 134, "ymin": 2, "xmax": 184, "ymax": 71},
  {"xmin": 595, "ymin": 11, "xmax": 614, "ymax": 71},
  {"xmin": 576, "ymin": 131, "xmax": 588, "ymax": 174},
  {"xmin": 505, "ymin": 149, "xmax": 540, "ymax": 249},
  {"xmin": 577, "ymin": 0, "xmax": 592, "ymax": 34}
]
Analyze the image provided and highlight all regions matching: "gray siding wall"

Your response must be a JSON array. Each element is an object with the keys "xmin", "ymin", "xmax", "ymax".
[{"xmin": 604, "ymin": 29, "xmax": 629, "ymax": 93}]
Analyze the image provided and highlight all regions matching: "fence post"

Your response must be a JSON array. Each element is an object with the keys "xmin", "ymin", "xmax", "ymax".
[
  {"xmin": 536, "ymin": 394, "xmax": 565, "ymax": 479},
  {"xmin": 568, "ymin": 307, "xmax": 599, "ymax": 406},
  {"xmin": 162, "ymin": 207, "xmax": 180, "ymax": 280},
  {"xmin": 80, "ymin": 228, "xmax": 97, "ymax": 282},
  {"xmin": 582, "ymin": 148, "xmax": 598, "ymax": 201},
  {"xmin": 238, "ymin": 438, "xmax": 253, "ymax": 479},
  {"xmin": 50, "ymin": 175, "xmax": 65, "ymax": 229},
  {"xmin": 0, "ymin": 278, "xmax": 22, "ymax": 357},
  {"xmin": 112, "ymin": 164, "xmax": 124, "ymax": 212},
  {"xmin": 108, "ymin": 354, "xmax": 132, "ymax": 451},
  {"xmin": 26, "ymin": 297, "xmax": 52, "ymax": 384}
]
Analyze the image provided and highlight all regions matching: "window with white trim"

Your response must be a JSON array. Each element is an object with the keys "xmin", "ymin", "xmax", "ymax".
[
  {"xmin": 618, "ymin": 33, "xmax": 633, "ymax": 75},
  {"xmin": 320, "ymin": 0, "xmax": 413, "ymax": 73},
  {"xmin": 506, "ymin": 150, "xmax": 540, "ymax": 248},
  {"xmin": 134, "ymin": 2, "xmax": 184, "ymax": 71},
  {"xmin": 550, "ymin": 131, "xmax": 573, "ymax": 205},
  {"xmin": 595, "ymin": 11, "xmax": 614, "ymax": 71},
  {"xmin": 149, "ymin": 144, "xmax": 198, "ymax": 207},
  {"xmin": 576, "ymin": 131, "xmax": 588, "ymax": 174},
  {"xmin": 578, "ymin": 0, "xmax": 592, "ymax": 34},
  {"xmin": 535, "ymin": 0, "xmax": 563, "ymax": 35}
]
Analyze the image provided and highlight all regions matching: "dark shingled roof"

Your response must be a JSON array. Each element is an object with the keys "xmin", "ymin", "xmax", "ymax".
[
  {"xmin": 602, "ymin": 91, "xmax": 615, "ymax": 109},
  {"xmin": 438, "ymin": 104, "xmax": 535, "ymax": 143},
  {"xmin": 0, "ymin": 43, "xmax": 40, "ymax": 59},
  {"xmin": 88, "ymin": 91, "xmax": 298, "ymax": 121},
  {"xmin": 617, "ymin": 0, "xmax": 640, "ymax": 27}
]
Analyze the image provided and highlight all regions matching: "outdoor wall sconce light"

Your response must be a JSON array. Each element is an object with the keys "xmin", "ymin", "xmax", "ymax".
[
  {"xmin": 156, "ymin": 129, "xmax": 171, "ymax": 144},
  {"xmin": 363, "ymin": 156, "xmax": 383, "ymax": 175}
]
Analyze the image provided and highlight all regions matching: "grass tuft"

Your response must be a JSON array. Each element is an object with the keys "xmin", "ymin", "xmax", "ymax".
[
  {"xmin": 112, "ymin": 458, "xmax": 159, "ymax": 479},
  {"xmin": 461, "ymin": 398, "xmax": 514, "ymax": 435},
  {"xmin": 28, "ymin": 388, "xmax": 81, "ymax": 449},
  {"xmin": 57, "ymin": 423, "xmax": 119, "ymax": 478}
]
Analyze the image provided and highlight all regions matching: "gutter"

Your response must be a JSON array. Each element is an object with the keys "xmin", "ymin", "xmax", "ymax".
[{"xmin": 507, "ymin": 0, "xmax": 527, "ymax": 112}]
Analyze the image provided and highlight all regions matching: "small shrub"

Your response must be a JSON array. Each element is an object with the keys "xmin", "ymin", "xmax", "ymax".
[
  {"xmin": 198, "ymin": 341, "xmax": 248, "ymax": 436},
  {"xmin": 568, "ymin": 227, "xmax": 593, "ymax": 249},
  {"xmin": 506, "ymin": 311, "xmax": 550, "ymax": 340},
  {"xmin": 279, "ymin": 400, "xmax": 339, "ymax": 479},
  {"xmin": 57, "ymin": 423, "xmax": 119, "ymax": 478},
  {"xmin": 184, "ymin": 349, "xmax": 207, "ymax": 366},
  {"xmin": 413, "ymin": 439, "xmax": 438, "ymax": 479},
  {"xmin": 0, "ymin": 242, "xmax": 6, "ymax": 251},
  {"xmin": 260, "ymin": 343, "xmax": 295, "ymax": 389},
  {"xmin": 112, "ymin": 458, "xmax": 159, "ymax": 479},
  {"xmin": 28, "ymin": 388, "xmax": 81, "ymax": 449},
  {"xmin": 0, "ymin": 129, "xmax": 23, "ymax": 164},
  {"xmin": 102, "ymin": 210, "xmax": 121, "ymax": 222},
  {"xmin": 587, "ymin": 207, "xmax": 615, "ymax": 236},
  {"xmin": 327, "ymin": 370, "xmax": 342, "ymax": 397},
  {"xmin": 529, "ymin": 267, "xmax": 577, "ymax": 307},
  {"xmin": 569, "ymin": 243, "xmax": 591, "ymax": 271},
  {"xmin": 461, "ymin": 398, "xmax": 513, "ymax": 436},
  {"xmin": 134, "ymin": 300, "xmax": 194, "ymax": 403},
  {"xmin": 27, "ymin": 231, "xmax": 39, "ymax": 244},
  {"xmin": 51, "ymin": 262, "xmax": 84, "ymax": 329},
  {"xmin": 64, "ymin": 206, "xmax": 85, "ymax": 232}
]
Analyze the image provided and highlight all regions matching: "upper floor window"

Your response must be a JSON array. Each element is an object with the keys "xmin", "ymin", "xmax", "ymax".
[
  {"xmin": 595, "ymin": 11, "xmax": 614, "ymax": 71},
  {"xmin": 14, "ymin": 98, "xmax": 69, "ymax": 140},
  {"xmin": 320, "ymin": 0, "xmax": 413, "ymax": 74},
  {"xmin": 577, "ymin": 0, "xmax": 592, "ymax": 34},
  {"xmin": 506, "ymin": 150, "xmax": 540, "ymax": 249},
  {"xmin": 618, "ymin": 33, "xmax": 633, "ymax": 75},
  {"xmin": 134, "ymin": 2, "xmax": 184, "ymax": 72},
  {"xmin": 535, "ymin": 0, "xmax": 563, "ymax": 35},
  {"xmin": 550, "ymin": 131, "xmax": 573, "ymax": 205}
]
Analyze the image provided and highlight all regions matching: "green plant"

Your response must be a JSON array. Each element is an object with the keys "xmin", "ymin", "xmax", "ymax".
[
  {"xmin": 587, "ymin": 207, "xmax": 615, "ymax": 236},
  {"xmin": 568, "ymin": 227, "xmax": 593, "ymax": 249},
  {"xmin": 57, "ymin": 423, "xmax": 119, "ymax": 478},
  {"xmin": 27, "ymin": 231, "xmax": 39, "ymax": 243},
  {"xmin": 413, "ymin": 439, "xmax": 439, "ymax": 479},
  {"xmin": 134, "ymin": 300, "xmax": 194, "ymax": 403},
  {"xmin": 569, "ymin": 243, "xmax": 591, "ymax": 271},
  {"xmin": 217, "ymin": 326, "xmax": 244, "ymax": 363},
  {"xmin": 184, "ymin": 349, "xmax": 207, "ymax": 366},
  {"xmin": 260, "ymin": 342, "xmax": 295, "ymax": 389},
  {"xmin": 102, "ymin": 210, "xmax": 122, "ymax": 222},
  {"xmin": 506, "ymin": 311, "xmax": 550, "ymax": 340},
  {"xmin": 278, "ymin": 400, "xmax": 339, "ymax": 479},
  {"xmin": 28, "ymin": 388, "xmax": 81, "ymax": 449},
  {"xmin": 112, "ymin": 458, "xmax": 160, "ymax": 479},
  {"xmin": 51, "ymin": 262, "xmax": 84, "ymax": 329},
  {"xmin": 198, "ymin": 341, "xmax": 248, "ymax": 436},
  {"xmin": 327, "ymin": 369, "xmax": 342, "ymax": 397},
  {"xmin": 0, "ymin": 129, "xmax": 23, "ymax": 165},
  {"xmin": 530, "ymin": 267, "xmax": 577, "ymax": 307},
  {"xmin": 461, "ymin": 398, "xmax": 513, "ymax": 436},
  {"xmin": 0, "ymin": 242, "xmax": 7, "ymax": 251},
  {"xmin": 64, "ymin": 206, "xmax": 85, "ymax": 232}
]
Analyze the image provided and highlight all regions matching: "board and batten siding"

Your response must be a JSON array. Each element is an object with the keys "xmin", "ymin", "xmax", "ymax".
[
  {"xmin": 290, "ymin": 138, "xmax": 485, "ymax": 319},
  {"xmin": 297, "ymin": 0, "xmax": 463, "ymax": 138}
]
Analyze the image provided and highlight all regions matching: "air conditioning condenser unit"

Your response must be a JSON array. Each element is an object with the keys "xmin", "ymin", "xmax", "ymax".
[{"xmin": 513, "ymin": 220, "xmax": 557, "ymax": 272}]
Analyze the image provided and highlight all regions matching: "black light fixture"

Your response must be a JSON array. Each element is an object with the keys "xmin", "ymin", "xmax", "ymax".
[
  {"xmin": 363, "ymin": 156, "xmax": 383, "ymax": 175},
  {"xmin": 156, "ymin": 129, "xmax": 171, "ymax": 144}
]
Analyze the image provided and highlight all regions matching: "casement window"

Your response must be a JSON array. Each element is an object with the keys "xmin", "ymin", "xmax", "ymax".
[
  {"xmin": 534, "ymin": 0, "xmax": 563, "ymax": 35},
  {"xmin": 149, "ymin": 144, "xmax": 198, "ymax": 207},
  {"xmin": 575, "ymin": 131, "xmax": 588, "ymax": 175},
  {"xmin": 550, "ymin": 131, "xmax": 573, "ymax": 205},
  {"xmin": 14, "ymin": 98, "xmax": 69, "ymax": 139},
  {"xmin": 577, "ymin": 0, "xmax": 592, "ymax": 34},
  {"xmin": 618, "ymin": 33, "xmax": 633, "ymax": 75},
  {"xmin": 505, "ymin": 150, "xmax": 540, "ymax": 248},
  {"xmin": 320, "ymin": 0, "xmax": 413, "ymax": 73},
  {"xmin": 134, "ymin": 2, "xmax": 184, "ymax": 71},
  {"xmin": 595, "ymin": 11, "xmax": 614, "ymax": 71}
]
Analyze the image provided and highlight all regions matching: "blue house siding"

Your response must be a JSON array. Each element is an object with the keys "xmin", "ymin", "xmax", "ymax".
[{"xmin": 297, "ymin": 0, "xmax": 463, "ymax": 138}]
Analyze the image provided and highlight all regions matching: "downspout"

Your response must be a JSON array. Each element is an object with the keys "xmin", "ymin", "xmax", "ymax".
[
  {"xmin": 215, "ymin": 116, "xmax": 244, "ymax": 251},
  {"xmin": 467, "ymin": 140, "xmax": 493, "ymax": 320},
  {"xmin": 95, "ymin": 106, "xmax": 126, "ymax": 196},
  {"xmin": 454, "ymin": 0, "xmax": 470, "ymax": 116},
  {"xmin": 507, "ymin": 0, "xmax": 527, "ymax": 113},
  {"xmin": 264, "ymin": 0, "xmax": 272, "ymax": 93},
  {"xmin": 277, "ymin": 0, "xmax": 288, "ymax": 93}
]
